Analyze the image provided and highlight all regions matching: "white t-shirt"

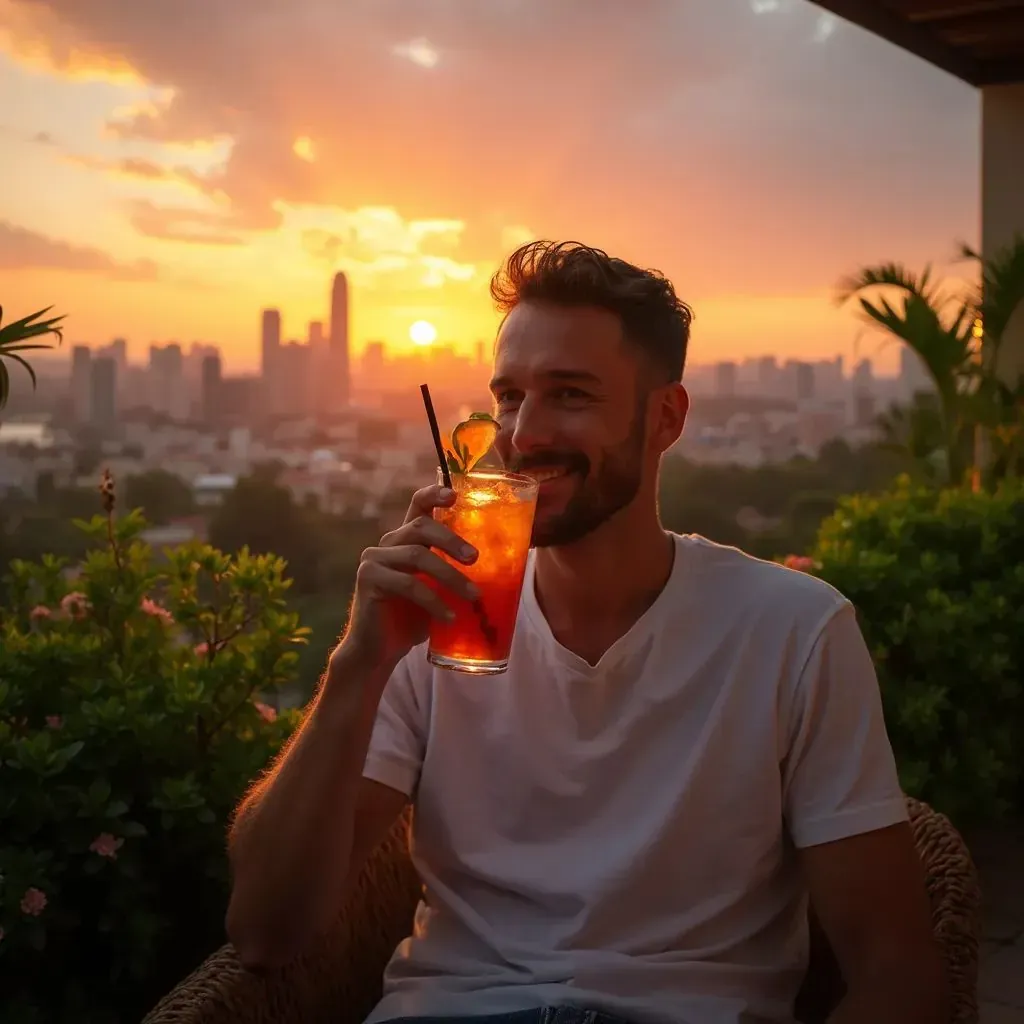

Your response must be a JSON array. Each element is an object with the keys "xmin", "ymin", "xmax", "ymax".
[{"xmin": 362, "ymin": 533, "xmax": 907, "ymax": 1024}]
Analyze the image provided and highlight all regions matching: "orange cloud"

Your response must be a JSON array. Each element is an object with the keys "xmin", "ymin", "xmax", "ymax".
[
  {"xmin": 0, "ymin": 0, "xmax": 982, "ymax": 369},
  {"xmin": 0, "ymin": 221, "xmax": 158, "ymax": 280}
]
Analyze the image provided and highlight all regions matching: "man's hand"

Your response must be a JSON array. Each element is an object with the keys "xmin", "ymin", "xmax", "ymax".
[
  {"xmin": 799, "ymin": 822, "xmax": 949, "ymax": 1024},
  {"xmin": 340, "ymin": 482, "xmax": 480, "ymax": 672}
]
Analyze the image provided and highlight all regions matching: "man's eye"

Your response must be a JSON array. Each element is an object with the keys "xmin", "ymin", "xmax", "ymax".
[{"xmin": 554, "ymin": 387, "xmax": 589, "ymax": 400}]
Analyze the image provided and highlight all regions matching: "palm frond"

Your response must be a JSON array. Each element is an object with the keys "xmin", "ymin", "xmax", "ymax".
[
  {"xmin": 976, "ymin": 233, "xmax": 1024, "ymax": 351},
  {"xmin": 0, "ymin": 305, "xmax": 66, "ymax": 349},
  {"xmin": 1, "ymin": 351, "xmax": 38, "ymax": 390},
  {"xmin": 835, "ymin": 261, "xmax": 940, "ymax": 308},
  {"xmin": 0, "ymin": 304, "xmax": 66, "ymax": 411}
]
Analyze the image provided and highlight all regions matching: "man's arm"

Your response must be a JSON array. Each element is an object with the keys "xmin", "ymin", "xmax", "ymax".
[
  {"xmin": 781, "ymin": 601, "xmax": 948, "ymax": 1024},
  {"xmin": 225, "ymin": 645, "xmax": 408, "ymax": 972},
  {"xmin": 799, "ymin": 823, "xmax": 948, "ymax": 1023}
]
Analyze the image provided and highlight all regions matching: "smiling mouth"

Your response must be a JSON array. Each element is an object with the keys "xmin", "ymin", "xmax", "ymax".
[{"xmin": 526, "ymin": 467, "xmax": 573, "ymax": 484}]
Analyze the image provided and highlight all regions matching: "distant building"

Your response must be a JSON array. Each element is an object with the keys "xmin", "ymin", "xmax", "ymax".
[
  {"xmin": 201, "ymin": 354, "xmax": 222, "ymax": 423},
  {"xmin": 279, "ymin": 342, "xmax": 313, "ymax": 415},
  {"xmin": 308, "ymin": 320, "xmax": 325, "ymax": 350},
  {"xmin": 715, "ymin": 361, "xmax": 738, "ymax": 397},
  {"xmin": 106, "ymin": 338, "xmax": 128, "ymax": 373},
  {"xmin": 90, "ymin": 357, "xmax": 118, "ymax": 432},
  {"xmin": 261, "ymin": 308, "xmax": 282, "ymax": 379},
  {"xmin": 854, "ymin": 390, "xmax": 876, "ymax": 429},
  {"xmin": 148, "ymin": 343, "xmax": 188, "ymax": 420},
  {"xmin": 219, "ymin": 376, "xmax": 261, "ymax": 422},
  {"xmin": 193, "ymin": 473, "xmax": 237, "ymax": 507},
  {"xmin": 794, "ymin": 361, "xmax": 815, "ymax": 402},
  {"xmin": 329, "ymin": 272, "xmax": 351, "ymax": 405},
  {"xmin": 70, "ymin": 345, "xmax": 92, "ymax": 422}
]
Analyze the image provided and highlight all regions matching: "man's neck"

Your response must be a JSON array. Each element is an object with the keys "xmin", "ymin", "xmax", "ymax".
[{"xmin": 532, "ymin": 504, "xmax": 676, "ymax": 662}]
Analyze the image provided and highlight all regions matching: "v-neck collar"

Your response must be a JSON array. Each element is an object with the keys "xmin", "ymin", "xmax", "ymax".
[{"xmin": 519, "ymin": 533, "xmax": 693, "ymax": 678}]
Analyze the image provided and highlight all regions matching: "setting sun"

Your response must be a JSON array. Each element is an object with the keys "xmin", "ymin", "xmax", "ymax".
[{"xmin": 409, "ymin": 320, "xmax": 438, "ymax": 346}]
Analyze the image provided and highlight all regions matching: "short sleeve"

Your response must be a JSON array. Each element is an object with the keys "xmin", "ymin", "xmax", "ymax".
[
  {"xmin": 362, "ymin": 649, "xmax": 430, "ymax": 798},
  {"xmin": 782, "ymin": 602, "xmax": 908, "ymax": 849}
]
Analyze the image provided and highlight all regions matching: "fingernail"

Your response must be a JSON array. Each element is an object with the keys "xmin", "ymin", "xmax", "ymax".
[
  {"xmin": 461, "ymin": 544, "xmax": 476, "ymax": 561},
  {"xmin": 439, "ymin": 488, "xmax": 455, "ymax": 500}
]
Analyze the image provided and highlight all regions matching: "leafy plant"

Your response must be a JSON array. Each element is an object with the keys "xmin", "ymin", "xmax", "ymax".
[
  {"xmin": 837, "ymin": 234, "xmax": 1024, "ymax": 487},
  {"xmin": 0, "ymin": 473, "xmax": 309, "ymax": 1024},
  {"xmin": 806, "ymin": 477, "xmax": 1024, "ymax": 823},
  {"xmin": 0, "ymin": 306, "xmax": 65, "ymax": 411}
]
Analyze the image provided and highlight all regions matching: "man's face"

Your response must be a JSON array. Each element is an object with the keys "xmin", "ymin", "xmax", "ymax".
[{"xmin": 490, "ymin": 302, "xmax": 672, "ymax": 548}]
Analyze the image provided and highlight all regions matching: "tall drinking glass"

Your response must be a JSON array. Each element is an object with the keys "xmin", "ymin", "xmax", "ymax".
[{"xmin": 427, "ymin": 468, "xmax": 538, "ymax": 675}]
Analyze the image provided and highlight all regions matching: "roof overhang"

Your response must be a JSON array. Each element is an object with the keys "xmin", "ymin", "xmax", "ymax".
[{"xmin": 809, "ymin": 1, "xmax": 1024, "ymax": 86}]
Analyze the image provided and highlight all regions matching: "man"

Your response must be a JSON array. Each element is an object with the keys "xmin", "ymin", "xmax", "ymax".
[{"xmin": 226, "ymin": 241, "xmax": 948, "ymax": 1024}]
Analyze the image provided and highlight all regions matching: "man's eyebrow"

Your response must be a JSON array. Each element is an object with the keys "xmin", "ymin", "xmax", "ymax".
[{"xmin": 489, "ymin": 369, "xmax": 603, "ymax": 392}]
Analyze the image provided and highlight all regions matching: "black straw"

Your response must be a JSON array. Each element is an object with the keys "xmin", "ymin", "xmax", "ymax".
[{"xmin": 420, "ymin": 383, "xmax": 452, "ymax": 489}]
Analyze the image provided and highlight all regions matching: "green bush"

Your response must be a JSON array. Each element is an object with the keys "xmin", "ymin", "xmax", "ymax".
[
  {"xmin": 0, "ymin": 495, "xmax": 308, "ymax": 1023},
  {"xmin": 807, "ymin": 477, "xmax": 1024, "ymax": 823}
]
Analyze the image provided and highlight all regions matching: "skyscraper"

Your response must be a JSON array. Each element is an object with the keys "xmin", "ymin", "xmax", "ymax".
[
  {"xmin": 201, "ymin": 353, "xmax": 222, "ymax": 423},
  {"xmin": 90, "ymin": 357, "xmax": 118, "ymax": 432},
  {"xmin": 148, "ymin": 343, "xmax": 188, "ymax": 420},
  {"xmin": 70, "ymin": 345, "xmax": 92, "ymax": 422},
  {"xmin": 329, "ymin": 272, "xmax": 350, "ymax": 405},
  {"xmin": 261, "ymin": 308, "xmax": 282, "ymax": 378},
  {"xmin": 308, "ymin": 320, "xmax": 325, "ymax": 349}
]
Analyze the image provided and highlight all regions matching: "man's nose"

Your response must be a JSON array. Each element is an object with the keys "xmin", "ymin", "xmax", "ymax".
[{"xmin": 509, "ymin": 396, "xmax": 555, "ymax": 456}]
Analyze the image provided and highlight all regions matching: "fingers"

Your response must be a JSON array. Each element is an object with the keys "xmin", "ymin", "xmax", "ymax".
[
  {"xmin": 405, "ymin": 483, "xmax": 456, "ymax": 523},
  {"xmin": 355, "ymin": 557, "xmax": 457, "ymax": 623},
  {"xmin": 366, "ymin": 545, "xmax": 479, "ymax": 603},
  {"xmin": 382, "ymin": 512, "xmax": 477, "ymax": 565}
]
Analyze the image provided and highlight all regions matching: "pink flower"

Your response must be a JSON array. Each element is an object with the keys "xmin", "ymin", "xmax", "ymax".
[
  {"xmin": 253, "ymin": 701, "xmax": 277, "ymax": 723},
  {"xmin": 60, "ymin": 592, "xmax": 90, "ymax": 619},
  {"xmin": 194, "ymin": 641, "xmax": 209, "ymax": 657},
  {"xmin": 89, "ymin": 833, "xmax": 125, "ymax": 859},
  {"xmin": 20, "ymin": 888, "xmax": 46, "ymax": 916},
  {"xmin": 45, "ymin": 715, "xmax": 62, "ymax": 730},
  {"xmin": 140, "ymin": 596, "xmax": 174, "ymax": 625},
  {"xmin": 30, "ymin": 605, "xmax": 52, "ymax": 620},
  {"xmin": 783, "ymin": 555, "xmax": 818, "ymax": 573}
]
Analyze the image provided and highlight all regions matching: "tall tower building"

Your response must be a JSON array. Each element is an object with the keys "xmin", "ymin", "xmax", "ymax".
[
  {"xmin": 329, "ymin": 272, "xmax": 351, "ymax": 405},
  {"xmin": 261, "ymin": 309, "xmax": 282, "ymax": 378},
  {"xmin": 70, "ymin": 345, "xmax": 92, "ymax": 422},
  {"xmin": 201, "ymin": 353, "xmax": 223, "ymax": 423},
  {"xmin": 90, "ymin": 357, "xmax": 118, "ymax": 432},
  {"xmin": 308, "ymin": 320, "xmax": 325, "ymax": 349}
]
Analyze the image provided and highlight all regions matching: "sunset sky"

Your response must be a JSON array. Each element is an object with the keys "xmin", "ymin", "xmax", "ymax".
[{"xmin": 0, "ymin": 0, "xmax": 979, "ymax": 374}]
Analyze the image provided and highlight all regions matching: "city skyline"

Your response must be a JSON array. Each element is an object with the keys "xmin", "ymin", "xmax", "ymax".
[{"xmin": 1, "ymin": 0, "xmax": 979, "ymax": 374}]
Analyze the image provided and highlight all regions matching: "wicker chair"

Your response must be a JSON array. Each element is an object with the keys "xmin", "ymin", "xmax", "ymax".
[{"xmin": 144, "ymin": 796, "xmax": 981, "ymax": 1024}]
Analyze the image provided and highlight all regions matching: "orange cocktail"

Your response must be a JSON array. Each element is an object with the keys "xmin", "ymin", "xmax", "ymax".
[{"xmin": 429, "ymin": 469, "xmax": 538, "ymax": 675}]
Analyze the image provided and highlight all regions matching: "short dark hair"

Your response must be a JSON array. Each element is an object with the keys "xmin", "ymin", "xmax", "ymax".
[{"xmin": 490, "ymin": 240, "xmax": 693, "ymax": 383}]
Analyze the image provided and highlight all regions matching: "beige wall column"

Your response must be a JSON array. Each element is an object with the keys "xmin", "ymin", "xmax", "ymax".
[{"xmin": 982, "ymin": 83, "xmax": 1024, "ymax": 381}]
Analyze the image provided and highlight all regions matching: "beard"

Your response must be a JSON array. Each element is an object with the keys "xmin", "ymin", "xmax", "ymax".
[{"xmin": 509, "ymin": 405, "xmax": 647, "ymax": 549}]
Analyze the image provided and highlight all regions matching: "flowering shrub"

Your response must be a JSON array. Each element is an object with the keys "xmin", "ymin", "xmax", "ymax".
[
  {"xmin": 0, "ymin": 478, "xmax": 309, "ymax": 1023},
  {"xmin": 798, "ymin": 477, "xmax": 1024, "ymax": 823}
]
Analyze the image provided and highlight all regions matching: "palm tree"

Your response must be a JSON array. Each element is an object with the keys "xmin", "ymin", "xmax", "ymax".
[
  {"xmin": 837, "ymin": 234, "xmax": 1024, "ymax": 487},
  {"xmin": 0, "ymin": 305, "xmax": 65, "ymax": 412}
]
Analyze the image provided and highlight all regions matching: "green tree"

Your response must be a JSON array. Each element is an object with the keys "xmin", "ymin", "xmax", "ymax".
[
  {"xmin": 0, "ymin": 479, "xmax": 308, "ymax": 1024},
  {"xmin": 837, "ymin": 234, "xmax": 1024, "ymax": 486},
  {"xmin": 124, "ymin": 470, "xmax": 195, "ymax": 525},
  {"xmin": 208, "ymin": 474, "xmax": 322, "ymax": 594}
]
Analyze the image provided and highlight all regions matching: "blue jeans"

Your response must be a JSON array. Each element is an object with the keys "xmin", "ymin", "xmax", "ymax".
[{"xmin": 383, "ymin": 1010, "xmax": 631, "ymax": 1024}]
